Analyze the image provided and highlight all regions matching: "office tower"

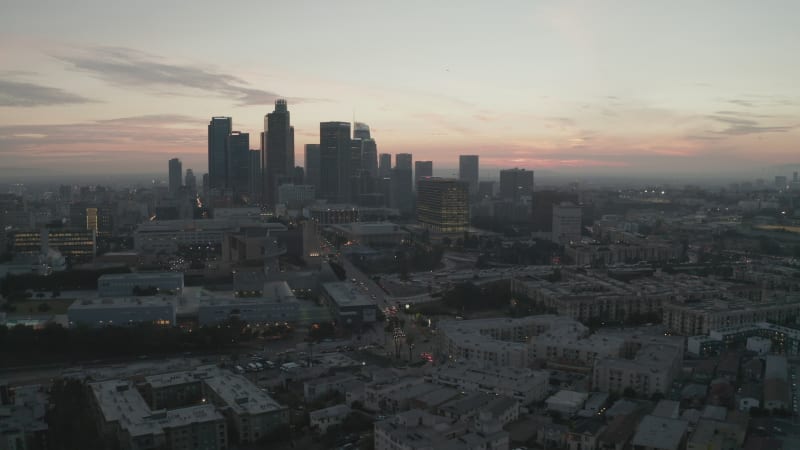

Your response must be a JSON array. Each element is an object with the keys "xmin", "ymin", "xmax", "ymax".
[
  {"xmin": 532, "ymin": 191, "xmax": 578, "ymax": 232},
  {"xmin": 379, "ymin": 153, "xmax": 392, "ymax": 179},
  {"xmin": 185, "ymin": 169, "xmax": 196, "ymax": 193},
  {"xmin": 417, "ymin": 178, "xmax": 469, "ymax": 232},
  {"xmin": 319, "ymin": 122, "xmax": 352, "ymax": 203},
  {"xmin": 459, "ymin": 155, "xmax": 479, "ymax": 196},
  {"xmin": 168, "ymin": 158, "xmax": 182, "ymax": 195},
  {"xmin": 499, "ymin": 168, "xmax": 534, "ymax": 202},
  {"xmin": 477, "ymin": 181, "xmax": 494, "ymax": 200},
  {"xmin": 353, "ymin": 122, "xmax": 371, "ymax": 140},
  {"xmin": 208, "ymin": 117, "xmax": 232, "ymax": 189},
  {"xmin": 552, "ymin": 202, "xmax": 582, "ymax": 244},
  {"xmin": 248, "ymin": 150, "xmax": 261, "ymax": 202},
  {"xmin": 228, "ymin": 131, "xmax": 250, "ymax": 198},
  {"xmin": 263, "ymin": 99, "xmax": 295, "ymax": 207},
  {"xmin": 361, "ymin": 138, "xmax": 378, "ymax": 178},
  {"xmin": 414, "ymin": 161, "xmax": 433, "ymax": 189},
  {"xmin": 305, "ymin": 144, "xmax": 321, "ymax": 194},
  {"xmin": 350, "ymin": 139, "xmax": 364, "ymax": 176},
  {"xmin": 293, "ymin": 166, "xmax": 305, "ymax": 185},
  {"xmin": 202, "ymin": 173, "xmax": 209, "ymax": 194},
  {"xmin": 392, "ymin": 153, "xmax": 413, "ymax": 214}
]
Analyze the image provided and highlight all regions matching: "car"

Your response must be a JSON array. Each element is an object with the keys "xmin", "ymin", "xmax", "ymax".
[{"xmin": 233, "ymin": 365, "xmax": 245, "ymax": 374}]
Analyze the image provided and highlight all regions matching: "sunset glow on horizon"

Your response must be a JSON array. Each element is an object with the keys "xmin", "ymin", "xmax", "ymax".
[{"xmin": 1, "ymin": 0, "xmax": 799, "ymax": 178}]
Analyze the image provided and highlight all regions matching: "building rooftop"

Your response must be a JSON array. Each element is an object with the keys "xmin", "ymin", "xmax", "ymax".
[
  {"xmin": 631, "ymin": 415, "xmax": 688, "ymax": 450},
  {"xmin": 322, "ymin": 282, "xmax": 375, "ymax": 308},
  {"xmin": 68, "ymin": 296, "xmax": 176, "ymax": 310}
]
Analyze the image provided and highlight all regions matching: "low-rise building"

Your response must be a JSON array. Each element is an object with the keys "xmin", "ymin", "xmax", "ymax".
[
  {"xmin": 68, "ymin": 297, "xmax": 176, "ymax": 328},
  {"xmin": 663, "ymin": 299, "xmax": 800, "ymax": 336},
  {"xmin": 309, "ymin": 404, "xmax": 351, "ymax": 433},
  {"xmin": 197, "ymin": 281, "xmax": 300, "ymax": 326},
  {"xmin": 374, "ymin": 409, "xmax": 509, "ymax": 450},
  {"xmin": 321, "ymin": 282, "xmax": 377, "ymax": 327},
  {"xmin": 630, "ymin": 415, "xmax": 689, "ymax": 450},
  {"xmin": 98, "ymin": 272, "xmax": 184, "ymax": 297},
  {"xmin": 0, "ymin": 384, "xmax": 49, "ymax": 450},
  {"xmin": 427, "ymin": 363, "xmax": 549, "ymax": 404},
  {"xmin": 545, "ymin": 390, "xmax": 588, "ymax": 416}
]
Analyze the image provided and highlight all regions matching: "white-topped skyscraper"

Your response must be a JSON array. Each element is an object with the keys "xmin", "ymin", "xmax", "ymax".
[
  {"xmin": 459, "ymin": 155, "xmax": 479, "ymax": 196},
  {"xmin": 263, "ymin": 100, "xmax": 294, "ymax": 207}
]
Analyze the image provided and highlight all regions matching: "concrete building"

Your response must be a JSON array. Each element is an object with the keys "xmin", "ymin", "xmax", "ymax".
[
  {"xmin": 68, "ymin": 297, "xmax": 176, "ymax": 328},
  {"xmin": 499, "ymin": 168, "xmax": 533, "ymax": 202},
  {"xmin": 277, "ymin": 184, "xmax": 315, "ymax": 209},
  {"xmin": 374, "ymin": 409, "xmax": 509, "ymax": 450},
  {"xmin": 309, "ymin": 404, "xmax": 351, "ymax": 433},
  {"xmin": 552, "ymin": 202, "xmax": 582, "ymax": 244},
  {"xmin": 458, "ymin": 155, "xmax": 479, "ymax": 196},
  {"xmin": 763, "ymin": 355, "xmax": 790, "ymax": 411},
  {"xmin": 91, "ymin": 379, "xmax": 227, "ymax": 450},
  {"xmin": 134, "ymin": 218, "xmax": 269, "ymax": 254},
  {"xmin": 11, "ymin": 228, "xmax": 96, "ymax": 262},
  {"xmin": 328, "ymin": 222, "xmax": 409, "ymax": 247},
  {"xmin": 427, "ymin": 362, "xmax": 549, "ymax": 404},
  {"xmin": 304, "ymin": 374, "xmax": 358, "ymax": 402},
  {"xmin": 630, "ymin": 415, "xmax": 689, "ymax": 450},
  {"xmin": 414, "ymin": 160, "xmax": 432, "ymax": 189},
  {"xmin": 545, "ymin": 390, "xmax": 588, "ymax": 416},
  {"xmin": 592, "ymin": 339, "xmax": 684, "ymax": 396},
  {"xmin": 416, "ymin": 178, "xmax": 469, "ymax": 233},
  {"xmin": 0, "ymin": 384, "xmax": 49, "ymax": 450},
  {"xmin": 98, "ymin": 272, "xmax": 184, "ymax": 297},
  {"xmin": 663, "ymin": 299, "xmax": 800, "ymax": 336},
  {"xmin": 321, "ymin": 282, "xmax": 377, "ymax": 327},
  {"xmin": 197, "ymin": 282, "xmax": 300, "ymax": 326}
]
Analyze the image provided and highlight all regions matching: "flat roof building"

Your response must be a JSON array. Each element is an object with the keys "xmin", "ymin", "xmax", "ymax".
[
  {"xmin": 68, "ymin": 297, "xmax": 176, "ymax": 328},
  {"xmin": 321, "ymin": 282, "xmax": 377, "ymax": 327},
  {"xmin": 98, "ymin": 272, "xmax": 184, "ymax": 297}
]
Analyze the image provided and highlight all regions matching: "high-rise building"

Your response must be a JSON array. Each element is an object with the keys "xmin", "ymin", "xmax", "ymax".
[
  {"xmin": 208, "ymin": 117, "xmax": 232, "ymax": 189},
  {"xmin": 552, "ymin": 202, "xmax": 582, "ymax": 244},
  {"xmin": 459, "ymin": 155, "xmax": 479, "ymax": 196},
  {"xmin": 248, "ymin": 150, "xmax": 261, "ymax": 202},
  {"xmin": 379, "ymin": 153, "xmax": 392, "ymax": 179},
  {"xmin": 228, "ymin": 131, "xmax": 250, "ymax": 198},
  {"xmin": 417, "ymin": 178, "xmax": 469, "ymax": 233},
  {"xmin": 263, "ymin": 100, "xmax": 295, "ymax": 207},
  {"xmin": 392, "ymin": 153, "xmax": 413, "ymax": 214},
  {"xmin": 319, "ymin": 122, "xmax": 352, "ymax": 203},
  {"xmin": 499, "ymin": 168, "xmax": 534, "ymax": 202},
  {"xmin": 185, "ymin": 169, "xmax": 196, "ymax": 193},
  {"xmin": 477, "ymin": 181, "xmax": 494, "ymax": 200},
  {"xmin": 168, "ymin": 158, "xmax": 182, "ymax": 195},
  {"xmin": 305, "ymin": 144, "xmax": 321, "ymax": 194},
  {"xmin": 414, "ymin": 161, "xmax": 433, "ymax": 189},
  {"xmin": 353, "ymin": 122, "xmax": 371, "ymax": 140},
  {"xmin": 361, "ymin": 139, "xmax": 378, "ymax": 178}
]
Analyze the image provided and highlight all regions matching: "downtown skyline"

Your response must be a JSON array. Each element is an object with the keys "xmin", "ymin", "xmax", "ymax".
[{"xmin": 1, "ymin": 1, "xmax": 799, "ymax": 179}]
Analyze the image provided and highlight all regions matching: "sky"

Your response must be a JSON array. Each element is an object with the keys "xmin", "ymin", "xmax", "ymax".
[{"xmin": 1, "ymin": 0, "xmax": 799, "ymax": 179}]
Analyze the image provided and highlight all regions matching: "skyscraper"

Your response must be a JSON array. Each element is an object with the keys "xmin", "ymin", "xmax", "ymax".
[
  {"xmin": 263, "ymin": 99, "xmax": 294, "ymax": 207},
  {"xmin": 414, "ymin": 161, "xmax": 433, "ymax": 189},
  {"xmin": 208, "ymin": 117, "xmax": 232, "ymax": 190},
  {"xmin": 185, "ymin": 169, "xmax": 196, "ymax": 193},
  {"xmin": 168, "ymin": 158, "xmax": 182, "ymax": 195},
  {"xmin": 319, "ymin": 122, "xmax": 352, "ymax": 203},
  {"xmin": 305, "ymin": 144, "xmax": 321, "ymax": 194},
  {"xmin": 392, "ymin": 153, "xmax": 413, "ymax": 214},
  {"xmin": 228, "ymin": 131, "xmax": 250, "ymax": 198},
  {"xmin": 353, "ymin": 122, "xmax": 371, "ymax": 140},
  {"xmin": 248, "ymin": 150, "xmax": 261, "ymax": 202},
  {"xmin": 379, "ymin": 153, "xmax": 392, "ymax": 179},
  {"xmin": 459, "ymin": 155, "xmax": 479, "ymax": 196},
  {"xmin": 417, "ymin": 178, "xmax": 469, "ymax": 233},
  {"xmin": 361, "ymin": 138, "xmax": 378, "ymax": 178},
  {"xmin": 499, "ymin": 168, "xmax": 534, "ymax": 202}
]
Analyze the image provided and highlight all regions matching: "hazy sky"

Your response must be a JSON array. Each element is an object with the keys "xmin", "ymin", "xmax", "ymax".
[{"xmin": 1, "ymin": 0, "xmax": 799, "ymax": 178}]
